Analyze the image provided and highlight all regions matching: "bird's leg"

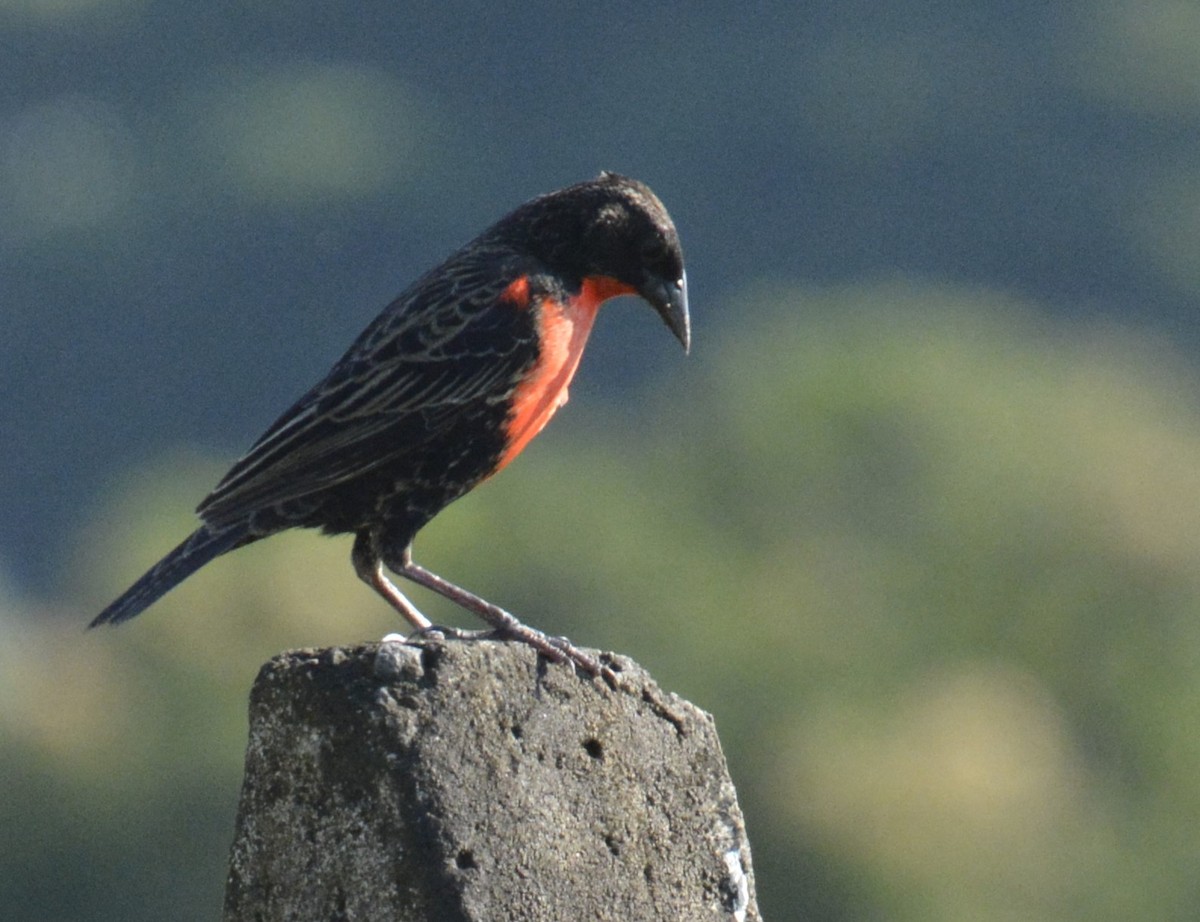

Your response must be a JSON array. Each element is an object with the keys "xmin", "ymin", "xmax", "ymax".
[
  {"xmin": 352, "ymin": 532, "xmax": 432, "ymax": 631},
  {"xmin": 392, "ymin": 544, "xmax": 615, "ymax": 683}
]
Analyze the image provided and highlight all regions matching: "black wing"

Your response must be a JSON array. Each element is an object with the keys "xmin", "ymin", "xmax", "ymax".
[{"xmin": 197, "ymin": 247, "xmax": 539, "ymax": 527}]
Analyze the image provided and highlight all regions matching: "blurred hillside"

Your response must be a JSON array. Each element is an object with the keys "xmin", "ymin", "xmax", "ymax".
[
  {"xmin": 8, "ymin": 282, "xmax": 1200, "ymax": 919},
  {"xmin": 8, "ymin": 3, "xmax": 1200, "ymax": 921},
  {"xmin": 6, "ymin": 1, "xmax": 1200, "ymax": 590}
]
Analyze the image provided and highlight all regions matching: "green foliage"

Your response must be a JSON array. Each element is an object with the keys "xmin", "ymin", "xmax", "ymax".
[{"xmin": 8, "ymin": 280, "xmax": 1200, "ymax": 920}]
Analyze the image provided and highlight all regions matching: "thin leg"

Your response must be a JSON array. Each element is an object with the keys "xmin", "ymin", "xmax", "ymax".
[
  {"xmin": 352, "ymin": 532, "xmax": 432, "ymax": 631},
  {"xmin": 392, "ymin": 544, "xmax": 614, "ymax": 683}
]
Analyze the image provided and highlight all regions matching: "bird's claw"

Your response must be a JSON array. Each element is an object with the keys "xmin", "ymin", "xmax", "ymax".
[
  {"xmin": 400, "ymin": 624, "xmax": 621, "ymax": 688},
  {"xmin": 407, "ymin": 624, "xmax": 493, "ymax": 642}
]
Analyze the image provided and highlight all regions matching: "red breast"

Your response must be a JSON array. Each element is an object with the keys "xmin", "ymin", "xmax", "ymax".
[{"xmin": 495, "ymin": 275, "xmax": 635, "ymax": 473}]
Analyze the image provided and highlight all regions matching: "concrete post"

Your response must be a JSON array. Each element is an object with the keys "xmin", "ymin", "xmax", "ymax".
[{"xmin": 223, "ymin": 639, "xmax": 759, "ymax": 921}]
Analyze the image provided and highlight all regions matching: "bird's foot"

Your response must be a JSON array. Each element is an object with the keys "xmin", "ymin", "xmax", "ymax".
[
  {"xmin": 400, "ymin": 624, "xmax": 619, "ymax": 687},
  {"xmin": 500, "ymin": 625, "xmax": 621, "ymax": 688},
  {"xmin": 389, "ymin": 624, "xmax": 493, "ymax": 644}
]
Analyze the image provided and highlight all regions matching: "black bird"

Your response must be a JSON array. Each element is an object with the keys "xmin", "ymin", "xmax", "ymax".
[{"xmin": 90, "ymin": 172, "xmax": 690, "ymax": 678}]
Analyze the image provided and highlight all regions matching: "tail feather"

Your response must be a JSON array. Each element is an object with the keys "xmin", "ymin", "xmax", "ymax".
[{"xmin": 89, "ymin": 523, "xmax": 250, "ymax": 628}]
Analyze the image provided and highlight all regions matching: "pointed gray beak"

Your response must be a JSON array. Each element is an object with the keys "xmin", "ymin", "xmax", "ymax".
[{"xmin": 642, "ymin": 270, "xmax": 690, "ymax": 354}]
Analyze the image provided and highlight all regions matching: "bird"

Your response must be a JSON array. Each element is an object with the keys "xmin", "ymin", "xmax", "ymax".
[{"xmin": 89, "ymin": 172, "xmax": 690, "ymax": 680}]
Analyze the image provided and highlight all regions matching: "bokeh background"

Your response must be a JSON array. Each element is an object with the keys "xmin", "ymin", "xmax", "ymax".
[{"xmin": 6, "ymin": 2, "xmax": 1200, "ymax": 919}]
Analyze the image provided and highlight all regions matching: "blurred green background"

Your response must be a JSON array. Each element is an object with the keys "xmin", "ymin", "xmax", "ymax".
[{"xmin": 7, "ymin": 2, "xmax": 1200, "ymax": 920}]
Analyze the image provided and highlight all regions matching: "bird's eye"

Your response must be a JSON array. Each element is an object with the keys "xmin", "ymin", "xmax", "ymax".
[{"xmin": 640, "ymin": 237, "xmax": 669, "ymax": 266}]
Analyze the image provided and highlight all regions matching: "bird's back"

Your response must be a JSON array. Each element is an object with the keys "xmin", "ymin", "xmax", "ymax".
[{"xmin": 197, "ymin": 242, "xmax": 544, "ymax": 540}]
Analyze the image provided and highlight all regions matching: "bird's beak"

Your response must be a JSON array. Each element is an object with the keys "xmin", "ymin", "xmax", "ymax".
[{"xmin": 642, "ymin": 270, "xmax": 691, "ymax": 354}]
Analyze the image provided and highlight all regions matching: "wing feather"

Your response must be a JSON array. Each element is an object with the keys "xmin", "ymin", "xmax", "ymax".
[{"xmin": 197, "ymin": 248, "xmax": 539, "ymax": 526}]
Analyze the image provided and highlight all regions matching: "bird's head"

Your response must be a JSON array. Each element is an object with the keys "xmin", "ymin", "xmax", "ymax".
[{"xmin": 501, "ymin": 172, "xmax": 690, "ymax": 352}]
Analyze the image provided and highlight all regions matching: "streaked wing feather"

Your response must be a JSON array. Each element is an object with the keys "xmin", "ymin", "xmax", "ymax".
[{"xmin": 198, "ymin": 250, "xmax": 537, "ymax": 525}]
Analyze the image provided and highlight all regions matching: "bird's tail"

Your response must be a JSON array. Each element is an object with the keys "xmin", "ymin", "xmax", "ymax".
[{"xmin": 88, "ymin": 523, "xmax": 251, "ymax": 628}]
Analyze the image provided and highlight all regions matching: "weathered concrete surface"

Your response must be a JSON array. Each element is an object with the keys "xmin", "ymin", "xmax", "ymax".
[{"xmin": 223, "ymin": 639, "xmax": 759, "ymax": 922}]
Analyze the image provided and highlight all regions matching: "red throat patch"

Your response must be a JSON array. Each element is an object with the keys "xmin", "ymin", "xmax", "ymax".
[
  {"xmin": 500, "ymin": 275, "xmax": 531, "ymax": 307},
  {"xmin": 495, "ymin": 274, "xmax": 635, "ymax": 472}
]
